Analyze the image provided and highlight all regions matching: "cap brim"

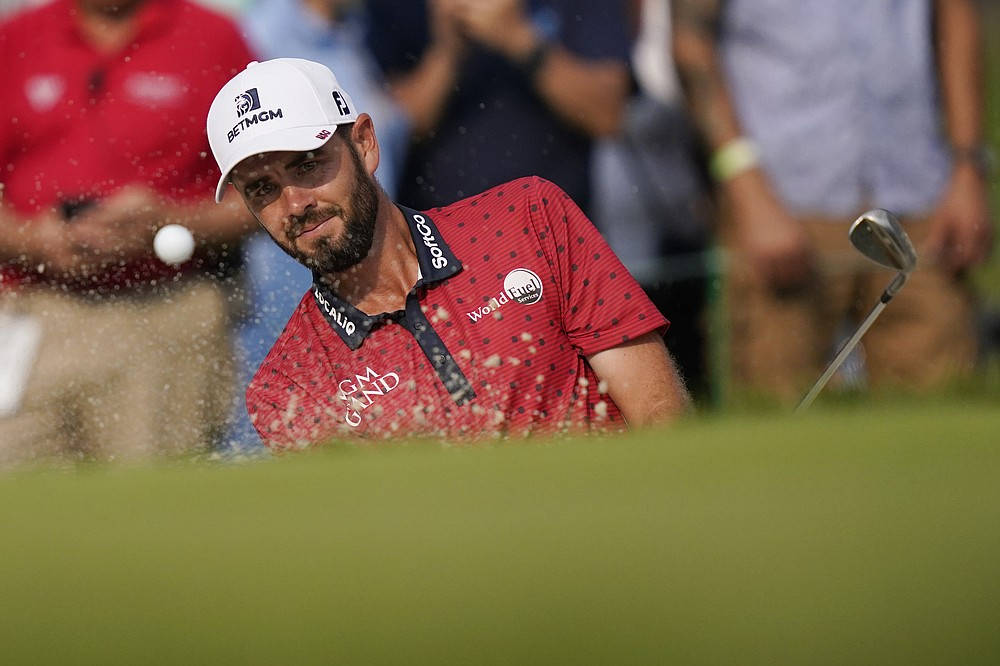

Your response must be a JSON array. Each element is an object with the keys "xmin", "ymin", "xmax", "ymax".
[{"xmin": 214, "ymin": 123, "xmax": 341, "ymax": 202}]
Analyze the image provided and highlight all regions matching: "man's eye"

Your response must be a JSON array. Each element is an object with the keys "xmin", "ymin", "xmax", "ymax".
[
  {"xmin": 248, "ymin": 182, "xmax": 275, "ymax": 199},
  {"xmin": 298, "ymin": 161, "xmax": 318, "ymax": 174}
]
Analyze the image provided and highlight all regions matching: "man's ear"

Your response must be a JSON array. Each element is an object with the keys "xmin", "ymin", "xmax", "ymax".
[{"xmin": 351, "ymin": 113, "xmax": 380, "ymax": 176}]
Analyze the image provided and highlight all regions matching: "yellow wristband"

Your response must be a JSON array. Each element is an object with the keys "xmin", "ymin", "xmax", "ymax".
[{"xmin": 710, "ymin": 137, "xmax": 760, "ymax": 182}]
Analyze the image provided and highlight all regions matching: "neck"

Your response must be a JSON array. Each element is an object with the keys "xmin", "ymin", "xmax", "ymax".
[
  {"xmin": 76, "ymin": 0, "xmax": 145, "ymax": 53},
  {"xmin": 316, "ymin": 194, "xmax": 418, "ymax": 315}
]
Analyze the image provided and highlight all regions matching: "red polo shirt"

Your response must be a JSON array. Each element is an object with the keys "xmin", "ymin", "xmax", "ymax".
[
  {"xmin": 0, "ymin": 0, "xmax": 253, "ymax": 291},
  {"xmin": 247, "ymin": 177, "xmax": 669, "ymax": 449}
]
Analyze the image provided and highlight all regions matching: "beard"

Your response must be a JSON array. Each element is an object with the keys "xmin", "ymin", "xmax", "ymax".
[{"xmin": 281, "ymin": 141, "xmax": 380, "ymax": 275}]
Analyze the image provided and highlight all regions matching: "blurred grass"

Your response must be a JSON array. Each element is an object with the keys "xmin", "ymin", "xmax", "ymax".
[{"xmin": 1, "ymin": 398, "xmax": 998, "ymax": 665}]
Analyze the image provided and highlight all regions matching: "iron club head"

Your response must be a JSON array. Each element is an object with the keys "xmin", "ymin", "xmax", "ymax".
[
  {"xmin": 797, "ymin": 209, "xmax": 918, "ymax": 412},
  {"xmin": 849, "ymin": 209, "xmax": 918, "ymax": 273}
]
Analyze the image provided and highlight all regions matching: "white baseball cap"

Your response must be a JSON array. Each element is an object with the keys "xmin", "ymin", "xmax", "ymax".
[{"xmin": 207, "ymin": 58, "xmax": 359, "ymax": 202}]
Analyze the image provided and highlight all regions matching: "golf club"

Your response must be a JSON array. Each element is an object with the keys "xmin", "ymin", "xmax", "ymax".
[{"xmin": 796, "ymin": 209, "xmax": 918, "ymax": 411}]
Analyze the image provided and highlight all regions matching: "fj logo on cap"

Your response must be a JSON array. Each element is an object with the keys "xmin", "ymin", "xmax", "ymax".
[
  {"xmin": 235, "ymin": 88, "xmax": 261, "ymax": 118},
  {"xmin": 332, "ymin": 91, "xmax": 350, "ymax": 116}
]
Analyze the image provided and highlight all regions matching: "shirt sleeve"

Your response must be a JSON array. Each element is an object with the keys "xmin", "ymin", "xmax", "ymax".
[
  {"xmin": 528, "ymin": 177, "xmax": 668, "ymax": 357},
  {"xmin": 0, "ymin": 25, "xmax": 15, "ymax": 176}
]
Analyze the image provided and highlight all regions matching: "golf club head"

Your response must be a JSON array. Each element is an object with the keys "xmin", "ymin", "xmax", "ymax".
[{"xmin": 849, "ymin": 209, "xmax": 918, "ymax": 273}]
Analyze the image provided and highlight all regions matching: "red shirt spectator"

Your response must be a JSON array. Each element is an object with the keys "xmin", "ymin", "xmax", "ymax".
[
  {"xmin": 0, "ymin": 0, "xmax": 258, "ymax": 466},
  {"xmin": 0, "ymin": 0, "xmax": 253, "ymax": 291}
]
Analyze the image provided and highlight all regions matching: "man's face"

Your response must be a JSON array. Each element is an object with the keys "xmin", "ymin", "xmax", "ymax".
[{"xmin": 231, "ymin": 137, "xmax": 379, "ymax": 275}]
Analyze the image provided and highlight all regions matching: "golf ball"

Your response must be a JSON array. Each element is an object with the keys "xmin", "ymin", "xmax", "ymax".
[{"xmin": 153, "ymin": 224, "xmax": 195, "ymax": 265}]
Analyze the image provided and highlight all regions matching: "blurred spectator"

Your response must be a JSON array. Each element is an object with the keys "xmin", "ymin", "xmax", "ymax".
[
  {"xmin": 225, "ymin": 0, "xmax": 410, "ymax": 450},
  {"xmin": 0, "ymin": 0, "xmax": 256, "ymax": 465},
  {"xmin": 673, "ymin": 0, "xmax": 993, "ymax": 402},
  {"xmin": 366, "ymin": 0, "xmax": 631, "ymax": 213},
  {"xmin": 592, "ymin": 0, "xmax": 713, "ymax": 401}
]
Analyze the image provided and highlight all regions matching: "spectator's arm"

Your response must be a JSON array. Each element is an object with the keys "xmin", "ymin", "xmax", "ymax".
[
  {"xmin": 384, "ymin": 0, "xmax": 467, "ymax": 137},
  {"xmin": 454, "ymin": 0, "xmax": 628, "ymax": 137},
  {"xmin": 159, "ymin": 189, "xmax": 258, "ymax": 244},
  {"xmin": 63, "ymin": 186, "xmax": 257, "ymax": 268},
  {"xmin": 670, "ymin": 0, "xmax": 740, "ymax": 150},
  {"xmin": 587, "ymin": 331, "xmax": 691, "ymax": 428},
  {"xmin": 526, "ymin": 37, "xmax": 629, "ymax": 137},
  {"xmin": 936, "ymin": 0, "xmax": 984, "ymax": 158},
  {"xmin": 927, "ymin": 0, "xmax": 992, "ymax": 272},
  {"xmin": 671, "ymin": 0, "xmax": 812, "ymax": 289},
  {"xmin": 0, "ymin": 203, "xmax": 76, "ymax": 273}
]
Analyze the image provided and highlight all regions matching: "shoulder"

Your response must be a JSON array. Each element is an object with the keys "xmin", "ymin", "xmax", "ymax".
[
  {"xmin": 0, "ymin": 0, "xmax": 57, "ymax": 41},
  {"xmin": 427, "ymin": 177, "xmax": 572, "ymax": 219}
]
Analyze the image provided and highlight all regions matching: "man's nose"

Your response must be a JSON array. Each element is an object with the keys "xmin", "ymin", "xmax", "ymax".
[{"xmin": 281, "ymin": 183, "xmax": 316, "ymax": 217}]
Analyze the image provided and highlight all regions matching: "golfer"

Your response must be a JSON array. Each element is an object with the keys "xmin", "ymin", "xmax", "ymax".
[{"xmin": 208, "ymin": 58, "xmax": 689, "ymax": 449}]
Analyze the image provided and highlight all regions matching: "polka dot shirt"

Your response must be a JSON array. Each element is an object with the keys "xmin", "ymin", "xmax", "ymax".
[{"xmin": 246, "ymin": 177, "xmax": 669, "ymax": 450}]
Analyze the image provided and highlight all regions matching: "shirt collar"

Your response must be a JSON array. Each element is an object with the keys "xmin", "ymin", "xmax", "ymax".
[{"xmin": 311, "ymin": 205, "xmax": 462, "ymax": 350}]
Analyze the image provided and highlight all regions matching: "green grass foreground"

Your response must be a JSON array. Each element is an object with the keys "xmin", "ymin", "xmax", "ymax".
[{"xmin": 1, "ymin": 400, "xmax": 998, "ymax": 665}]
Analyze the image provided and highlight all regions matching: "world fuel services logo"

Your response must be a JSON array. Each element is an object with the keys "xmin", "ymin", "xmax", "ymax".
[
  {"xmin": 466, "ymin": 268, "xmax": 543, "ymax": 322},
  {"xmin": 503, "ymin": 268, "xmax": 543, "ymax": 305}
]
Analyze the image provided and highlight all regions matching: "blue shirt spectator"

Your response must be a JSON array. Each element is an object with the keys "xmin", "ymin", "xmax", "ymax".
[
  {"xmin": 367, "ymin": 0, "xmax": 630, "ymax": 212},
  {"xmin": 721, "ymin": 0, "xmax": 951, "ymax": 217}
]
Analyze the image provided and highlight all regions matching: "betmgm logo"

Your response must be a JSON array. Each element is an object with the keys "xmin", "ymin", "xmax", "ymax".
[
  {"xmin": 235, "ymin": 88, "xmax": 261, "ymax": 117},
  {"xmin": 227, "ymin": 87, "xmax": 284, "ymax": 144}
]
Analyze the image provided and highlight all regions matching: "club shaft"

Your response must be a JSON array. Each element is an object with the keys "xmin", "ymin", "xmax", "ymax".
[{"xmin": 795, "ymin": 300, "xmax": 887, "ymax": 412}]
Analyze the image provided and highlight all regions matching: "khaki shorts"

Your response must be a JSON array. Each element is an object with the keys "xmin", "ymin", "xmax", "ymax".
[
  {"xmin": 0, "ymin": 279, "xmax": 235, "ymax": 467},
  {"xmin": 723, "ymin": 213, "xmax": 978, "ymax": 401}
]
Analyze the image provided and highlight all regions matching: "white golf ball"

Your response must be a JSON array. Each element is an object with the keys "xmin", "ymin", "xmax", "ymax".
[{"xmin": 153, "ymin": 224, "xmax": 195, "ymax": 265}]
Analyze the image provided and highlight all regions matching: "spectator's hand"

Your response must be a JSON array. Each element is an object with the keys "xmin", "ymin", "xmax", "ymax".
[
  {"xmin": 451, "ymin": 0, "xmax": 536, "ymax": 60},
  {"xmin": 428, "ymin": 0, "xmax": 467, "ymax": 55},
  {"xmin": 728, "ymin": 174, "xmax": 814, "ymax": 291},
  {"xmin": 68, "ymin": 185, "xmax": 162, "ymax": 268},
  {"xmin": 926, "ymin": 163, "xmax": 993, "ymax": 274}
]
